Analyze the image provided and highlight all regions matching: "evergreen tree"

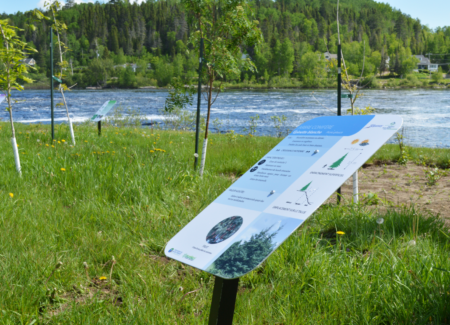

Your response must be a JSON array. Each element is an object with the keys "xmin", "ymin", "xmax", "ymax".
[
  {"xmin": 110, "ymin": 26, "xmax": 120, "ymax": 54},
  {"xmin": 208, "ymin": 226, "xmax": 280, "ymax": 278},
  {"xmin": 279, "ymin": 38, "xmax": 295, "ymax": 76}
]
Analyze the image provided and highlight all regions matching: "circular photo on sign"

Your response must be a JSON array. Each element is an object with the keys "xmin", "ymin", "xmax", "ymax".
[
  {"xmin": 206, "ymin": 216, "xmax": 243, "ymax": 244},
  {"xmin": 258, "ymin": 159, "xmax": 266, "ymax": 165},
  {"xmin": 250, "ymin": 166, "xmax": 258, "ymax": 172}
]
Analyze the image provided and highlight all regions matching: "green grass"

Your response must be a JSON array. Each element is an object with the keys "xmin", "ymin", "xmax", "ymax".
[{"xmin": 0, "ymin": 122, "xmax": 450, "ymax": 324}]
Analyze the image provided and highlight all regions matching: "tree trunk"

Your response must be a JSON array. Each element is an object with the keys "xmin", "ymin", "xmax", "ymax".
[
  {"xmin": 54, "ymin": 21, "xmax": 76, "ymax": 146},
  {"xmin": 199, "ymin": 73, "xmax": 214, "ymax": 177},
  {"xmin": 1, "ymin": 23, "xmax": 21, "ymax": 175}
]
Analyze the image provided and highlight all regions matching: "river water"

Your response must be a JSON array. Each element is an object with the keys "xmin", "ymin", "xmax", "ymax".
[{"xmin": 1, "ymin": 88, "xmax": 449, "ymax": 148}]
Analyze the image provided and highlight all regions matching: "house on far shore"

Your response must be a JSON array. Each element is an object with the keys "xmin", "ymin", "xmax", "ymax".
[
  {"xmin": 321, "ymin": 51, "xmax": 338, "ymax": 61},
  {"xmin": 113, "ymin": 63, "xmax": 139, "ymax": 72},
  {"xmin": 414, "ymin": 55, "xmax": 438, "ymax": 72},
  {"xmin": 20, "ymin": 58, "xmax": 36, "ymax": 66}
]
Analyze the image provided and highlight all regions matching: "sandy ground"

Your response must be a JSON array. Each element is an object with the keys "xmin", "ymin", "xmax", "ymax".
[{"xmin": 327, "ymin": 163, "xmax": 450, "ymax": 221}]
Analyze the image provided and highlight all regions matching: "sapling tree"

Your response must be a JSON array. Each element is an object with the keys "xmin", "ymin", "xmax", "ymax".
[
  {"xmin": 0, "ymin": 20, "xmax": 36, "ymax": 175},
  {"xmin": 183, "ymin": 0, "xmax": 263, "ymax": 176},
  {"xmin": 33, "ymin": 1, "xmax": 76, "ymax": 145}
]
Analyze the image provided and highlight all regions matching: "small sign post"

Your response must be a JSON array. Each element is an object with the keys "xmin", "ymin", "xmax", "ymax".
[
  {"xmin": 341, "ymin": 94, "xmax": 353, "ymax": 99},
  {"xmin": 208, "ymin": 277, "xmax": 239, "ymax": 325},
  {"xmin": 165, "ymin": 115, "xmax": 402, "ymax": 324},
  {"xmin": 90, "ymin": 100, "xmax": 117, "ymax": 135}
]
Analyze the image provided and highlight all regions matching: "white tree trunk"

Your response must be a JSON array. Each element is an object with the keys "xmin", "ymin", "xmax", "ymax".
[
  {"xmin": 11, "ymin": 137, "xmax": 21, "ymax": 175},
  {"xmin": 199, "ymin": 138, "xmax": 208, "ymax": 177},
  {"xmin": 353, "ymin": 171, "xmax": 358, "ymax": 203}
]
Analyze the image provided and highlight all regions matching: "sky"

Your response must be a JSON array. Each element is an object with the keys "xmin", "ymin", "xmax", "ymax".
[
  {"xmin": 1, "ymin": 0, "xmax": 449, "ymax": 30},
  {"xmin": 374, "ymin": 0, "xmax": 450, "ymax": 29}
]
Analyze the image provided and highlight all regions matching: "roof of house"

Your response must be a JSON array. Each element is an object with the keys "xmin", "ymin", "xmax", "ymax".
[
  {"xmin": 322, "ymin": 51, "xmax": 337, "ymax": 60},
  {"xmin": 20, "ymin": 58, "xmax": 36, "ymax": 65},
  {"xmin": 415, "ymin": 55, "xmax": 431, "ymax": 65}
]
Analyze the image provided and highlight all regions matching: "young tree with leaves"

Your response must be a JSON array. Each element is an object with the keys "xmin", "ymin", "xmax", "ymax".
[
  {"xmin": 183, "ymin": 0, "xmax": 263, "ymax": 176},
  {"xmin": 0, "ymin": 20, "xmax": 36, "ymax": 174},
  {"xmin": 33, "ymin": 1, "xmax": 76, "ymax": 145}
]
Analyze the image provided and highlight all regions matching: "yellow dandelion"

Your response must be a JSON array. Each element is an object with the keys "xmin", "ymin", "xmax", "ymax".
[
  {"xmin": 110, "ymin": 141, "xmax": 113, "ymax": 144},
  {"xmin": 51, "ymin": 145, "xmax": 55, "ymax": 148},
  {"xmin": 9, "ymin": 193, "xmax": 13, "ymax": 198},
  {"xmin": 46, "ymin": 144, "xmax": 49, "ymax": 147},
  {"xmin": 62, "ymin": 139, "xmax": 65, "ymax": 142},
  {"xmin": 85, "ymin": 140, "xmax": 88, "ymax": 143},
  {"xmin": 61, "ymin": 168, "xmax": 66, "ymax": 172},
  {"xmin": 57, "ymin": 141, "xmax": 61, "ymax": 144},
  {"xmin": 123, "ymin": 147, "xmax": 126, "ymax": 149},
  {"xmin": 153, "ymin": 142, "xmax": 156, "ymax": 144},
  {"xmin": 16, "ymin": 144, "xmax": 19, "ymax": 147},
  {"xmin": 150, "ymin": 150, "xmax": 154, "ymax": 153},
  {"xmin": 99, "ymin": 276, "xmax": 107, "ymax": 281},
  {"xmin": 141, "ymin": 163, "xmax": 145, "ymax": 166},
  {"xmin": 336, "ymin": 231, "xmax": 345, "ymax": 235},
  {"xmin": 53, "ymin": 140, "xmax": 56, "ymax": 142},
  {"xmin": 169, "ymin": 141, "xmax": 173, "ymax": 144},
  {"xmin": 48, "ymin": 157, "xmax": 51, "ymax": 159}
]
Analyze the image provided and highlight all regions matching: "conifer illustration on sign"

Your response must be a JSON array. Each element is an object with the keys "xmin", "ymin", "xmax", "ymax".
[{"xmin": 329, "ymin": 153, "xmax": 348, "ymax": 169}]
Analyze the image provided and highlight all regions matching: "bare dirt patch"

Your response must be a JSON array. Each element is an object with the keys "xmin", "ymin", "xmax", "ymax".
[{"xmin": 330, "ymin": 163, "xmax": 450, "ymax": 221}]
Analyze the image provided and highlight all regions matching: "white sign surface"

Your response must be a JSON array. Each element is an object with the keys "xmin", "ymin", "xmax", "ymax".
[
  {"xmin": 166, "ymin": 115, "xmax": 402, "ymax": 279},
  {"xmin": 91, "ymin": 100, "xmax": 117, "ymax": 122},
  {"xmin": 0, "ymin": 94, "xmax": 5, "ymax": 105}
]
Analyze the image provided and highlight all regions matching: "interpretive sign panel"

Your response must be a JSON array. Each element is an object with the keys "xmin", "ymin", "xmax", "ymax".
[
  {"xmin": 166, "ymin": 115, "xmax": 402, "ymax": 279},
  {"xmin": 0, "ymin": 94, "xmax": 5, "ymax": 105},
  {"xmin": 91, "ymin": 100, "xmax": 117, "ymax": 122}
]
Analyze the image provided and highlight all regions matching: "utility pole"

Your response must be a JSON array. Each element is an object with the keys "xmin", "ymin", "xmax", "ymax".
[{"xmin": 50, "ymin": 27, "xmax": 54, "ymax": 140}]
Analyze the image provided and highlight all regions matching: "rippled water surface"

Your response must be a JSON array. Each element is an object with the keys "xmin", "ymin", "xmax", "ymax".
[{"xmin": 1, "ymin": 88, "xmax": 449, "ymax": 147}]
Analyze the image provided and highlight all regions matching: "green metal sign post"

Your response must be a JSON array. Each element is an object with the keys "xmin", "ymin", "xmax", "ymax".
[
  {"xmin": 337, "ymin": 44, "xmax": 342, "ymax": 204},
  {"xmin": 194, "ymin": 38, "xmax": 204, "ymax": 170},
  {"xmin": 50, "ymin": 28, "xmax": 54, "ymax": 140}
]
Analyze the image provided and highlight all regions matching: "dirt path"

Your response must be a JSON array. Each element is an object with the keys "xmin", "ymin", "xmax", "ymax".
[{"xmin": 329, "ymin": 163, "xmax": 450, "ymax": 220}]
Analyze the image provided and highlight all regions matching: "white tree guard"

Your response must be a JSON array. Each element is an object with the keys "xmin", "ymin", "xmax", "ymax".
[
  {"xmin": 353, "ymin": 171, "xmax": 358, "ymax": 203},
  {"xmin": 199, "ymin": 138, "xmax": 208, "ymax": 177},
  {"xmin": 11, "ymin": 137, "xmax": 21, "ymax": 175},
  {"xmin": 68, "ymin": 118, "xmax": 76, "ymax": 145}
]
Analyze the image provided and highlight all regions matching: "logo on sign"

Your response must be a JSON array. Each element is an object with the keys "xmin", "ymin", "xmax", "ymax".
[
  {"xmin": 168, "ymin": 248, "xmax": 182, "ymax": 255},
  {"xmin": 365, "ymin": 124, "xmax": 383, "ymax": 129},
  {"xmin": 383, "ymin": 122, "xmax": 396, "ymax": 130},
  {"xmin": 183, "ymin": 254, "xmax": 196, "ymax": 261}
]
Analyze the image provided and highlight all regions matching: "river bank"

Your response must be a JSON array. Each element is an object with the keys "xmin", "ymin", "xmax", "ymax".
[{"xmin": 23, "ymin": 75, "xmax": 450, "ymax": 91}]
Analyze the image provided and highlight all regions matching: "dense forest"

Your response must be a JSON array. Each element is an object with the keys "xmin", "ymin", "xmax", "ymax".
[{"xmin": 1, "ymin": 0, "xmax": 450, "ymax": 88}]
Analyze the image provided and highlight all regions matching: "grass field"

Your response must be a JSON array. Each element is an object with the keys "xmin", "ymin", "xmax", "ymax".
[{"xmin": 1, "ymin": 122, "xmax": 450, "ymax": 324}]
